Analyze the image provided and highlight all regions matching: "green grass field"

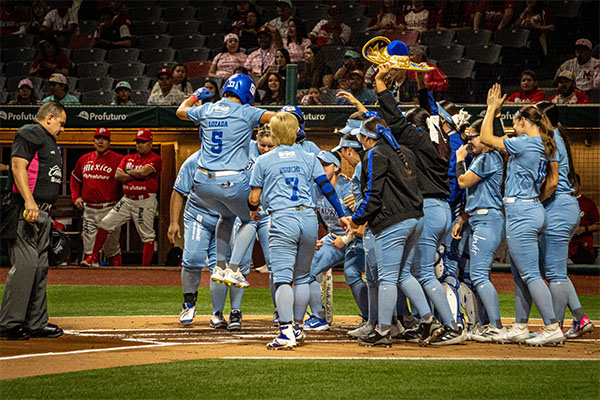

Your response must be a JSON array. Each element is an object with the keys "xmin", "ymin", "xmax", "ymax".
[{"xmin": 1, "ymin": 285, "xmax": 599, "ymax": 399}]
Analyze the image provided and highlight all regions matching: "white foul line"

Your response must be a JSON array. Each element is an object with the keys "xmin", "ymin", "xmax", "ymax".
[
  {"xmin": 0, "ymin": 343, "xmax": 180, "ymax": 361},
  {"xmin": 222, "ymin": 356, "xmax": 600, "ymax": 361}
]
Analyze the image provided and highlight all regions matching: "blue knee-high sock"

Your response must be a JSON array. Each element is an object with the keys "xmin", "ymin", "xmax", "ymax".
[
  {"xmin": 549, "ymin": 281, "xmax": 570, "ymax": 325},
  {"xmin": 566, "ymin": 278, "xmax": 585, "ymax": 321},
  {"xmin": 396, "ymin": 286, "xmax": 407, "ymax": 317},
  {"xmin": 399, "ymin": 276, "xmax": 431, "ymax": 318},
  {"xmin": 527, "ymin": 279, "xmax": 558, "ymax": 325},
  {"xmin": 229, "ymin": 286, "xmax": 244, "ymax": 310},
  {"xmin": 308, "ymin": 280, "xmax": 324, "ymax": 318},
  {"xmin": 513, "ymin": 272, "xmax": 532, "ymax": 323},
  {"xmin": 216, "ymin": 218, "xmax": 234, "ymax": 264},
  {"xmin": 269, "ymin": 274, "xmax": 277, "ymax": 309},
  {"xmin": 366, "ymin": 281, "xmax": 378, "ymax": 325},
  {"xmin": 229, "ymin": 222, "xmax": 257, "ymax": 268},
  {"xmin": 275, "ymin": 284, "xmax": 294, "ymax": 324},
  {"xmin": 210, "ymin": 280, "xmax": 229, "ymax": 314},
  {"xmin": 476, "ymin": 290, "xmax": 490, "ymax": 326},
  {"xmin": 378, "ymin": 284, "xmax": 397, "ymax": 327},
  {"xmin": 349, "ymin": 280, "xmax": 369, "ymax": 320},
  {"xmin": 422, "ymin": 280, "xmax": 456, "ymax": 328},
  {"xmin": 181, "ymin": 267, "xmax": 202, "ymax": 297},
  {"xmin": 293, "ymin": 283, "xmax": 310, "ymax": 324},
  {"xmin": 475, "ymin": 281, "xmax": 501, "ymax": 328}
]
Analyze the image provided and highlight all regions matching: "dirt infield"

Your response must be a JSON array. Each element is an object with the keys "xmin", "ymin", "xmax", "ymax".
[{"xmin": 1, "ymin": 315, "xmax": 599, "ymax": 380}]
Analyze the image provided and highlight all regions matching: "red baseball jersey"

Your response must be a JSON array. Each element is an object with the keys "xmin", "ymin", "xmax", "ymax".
[
  {"xmin": 118, "ymin": 151, "xmax": 162, "ymax": 196},
  {"xmin": 70, "ymin": 150, "xmax": 123, "ymax": 204},
  {"xmin": 569, "ymin": 194, "xmax": 600, "ymax": 257}
]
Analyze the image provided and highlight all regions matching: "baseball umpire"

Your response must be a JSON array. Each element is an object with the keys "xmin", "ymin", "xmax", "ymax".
[
  {"xmin": 70, "ymin": 127, "xmax": 124, "ymax": 265},
  {"xmin": 81, "ymin": 129, "xmax": 162, "ymax": 267},
  {"xmin": 0, "ymin": 101, "xmax": 66, "ymax": 340}
]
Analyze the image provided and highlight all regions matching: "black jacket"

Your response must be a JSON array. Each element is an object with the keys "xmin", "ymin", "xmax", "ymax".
[
  {"xmin": 377, "ymin": 90, "xmax": 450, "ymax": 200},
  {"xmin": 352, "ymin": 140, "xmax": 423, "ymax": 235}
]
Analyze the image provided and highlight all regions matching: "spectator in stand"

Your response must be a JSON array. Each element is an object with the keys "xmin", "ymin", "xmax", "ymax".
[
  {"xmin": 387, "ymin": 67, "xmax": 419, "ymax": 104},
  {"xmin": 309, "ymin": 4, "xmax": 351, "ymax": 47},
  {"xmin": 268, "ymin": 0, "xmax": 293, "ymax": 38},
  {"xmin": 0, "ymin": 1, "xmax": 29, "ymax": 36},
  {"xmin": 258, "ymin": 48, "xmax": 291, "ymax": 90},
  {"xmin": 111, "ymin": 80, "xmax": 135, "ymax": 105},
  {"xmin": 366, "ymin": 0, "xmax": 405, "ymax": 33},
  {"xmin": 512, "ymin": 0, "xmax": 554, "ymax": 58},
  {"xmin": 8, "ymin": 79, "xmax": 40, "ymax": 105},
  {"xmin": 41, "ymin": 73, "xmax": 80, "ymax": 105},
  {"xmin": 29, "ymin": 33, "xmax": 71, "ymax": 79},
  {"xmin": 404, "ymin": 0, "xmax": 430, "ymax": 33},
  {"xmin": 549, "ymin": 71, "xmax": 590, "ymax": 104},
  {"xmin": 335, "ymin": 70, "xmax": 377, "ymax": 106},
  {"xmin": 298, "ymin": 45, "xmax": 333, "ymax": 90},
  {"xmin": 569, "ymin": 175, "xmax": 599, "ymax": 265},
  {"xmin": 202, "ymin": 78, "xmax": 221, "ymax": 104},
  {"xmin": 473, "ymin": 0, "xmax": 515, "ymax": 31},
  {"xmin": 108, "ymin": 0, "xmax": 131, "ymax": 26},
  {"xmin": 506, "ymin": 69, "xmax": 545, "ymax": 103},
  {"xmin": 147, "ymin": 68, "xmax": 185, "ymax": 106},
  {"xmin": 300, "ymin": 86, "xmax": 323, "ymax": 105},
  {"xmin": 407, "ymin": 45, "xmax": 449, "ymax": 97},
  {"xmin": 244, "ymin": 25, "xmax": 278, "ymax": 77},
  {"xmin": 334, "ymin": 50, "xmax": 363, "ymax": 89},
  {"xmin": 259, "ymin": 72, "xmax": 285, "ymax": 105},
  {"xmin": 282, "ymin": 18, "xmax": 310, "ymax": 63},
  {"xmin": 235, "ymin": 10, "xmax": 262, "ymax": 50},
  {"xmin": 209, "ymin": 33, "xmax": 248, "ymax": 80},
  {"xmin": 40, "ymin": 0, "xmax": 78, "ymax": 46},
  {"xmin": 436, "ymin": 0, "xmax": 474, "ymax": 31},
  {"xmin": 15, "ymin": 0, "xmax": 48, "ymax": 36},
  {"xmin": 555, "ymin": 39, "xmax": 600, "ymax": 94},
  {"xmin": 227, "ymin": 0, "xmax": 259, "ymax": 34},
  {"xmin": 93, "ymin": 8, "xmax": 131, "ymax": 50}
]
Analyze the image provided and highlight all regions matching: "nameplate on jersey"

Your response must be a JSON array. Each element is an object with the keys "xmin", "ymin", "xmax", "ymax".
[{"xmin": 207, "ymin": 120, "xmax": 228, "ymax": 128}]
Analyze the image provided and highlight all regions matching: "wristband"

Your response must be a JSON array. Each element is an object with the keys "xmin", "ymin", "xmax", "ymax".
[
  {"xmin": 248, "ymin": 200, "xmax": 259, "ymax": 212},
  {"xmin": 189, "ymin": 95, "xmax": 198, "ymax": 103},
  {"xmin": 456, "ymin": 160, "xmax": 466, "ymax": 177},
  {"xmin": 340, "ymin": 233, "xmax": 354, "ymax": 245}
]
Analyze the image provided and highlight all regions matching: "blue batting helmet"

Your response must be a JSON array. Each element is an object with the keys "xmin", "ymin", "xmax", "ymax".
[
  {"xmin": 280, "ymin": 105, "xmax": 306, "ymax": 142},
  {"xmin": 222, "ymin": 73, "xmax": 257, "ymax": 105}
]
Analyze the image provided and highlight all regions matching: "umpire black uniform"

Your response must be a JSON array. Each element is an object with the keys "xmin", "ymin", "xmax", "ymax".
[{"xmin": 0, "ymin": 102, "xmax": 66, "ymax": 340}]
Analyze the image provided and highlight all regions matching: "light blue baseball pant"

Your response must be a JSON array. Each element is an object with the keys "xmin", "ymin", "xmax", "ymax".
[
  {"xmin": 363, "ymin": 228, "xmax": 379, "ymax": 325},
  {"xmin": 505, "ymin": 199, "xmax": 557, "ymax": 325},
  {"xmin": 256, "ymin": 211, "xmax": 272, "ymax": 270},
  {"xmin": 469, "ymin": 209, "xmax": 505, "ymax": 327},
  {"xmin": 182, "ymin": 206, "xmax": 218, "ymax": 271},
  {"xmin": 193, "ymin": 170, "xmax": 257, "ymax": 268}
]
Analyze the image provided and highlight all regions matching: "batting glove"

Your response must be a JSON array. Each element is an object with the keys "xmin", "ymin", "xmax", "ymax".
[{"xmin": 190, "ymin": 87, "xmax": 213, "ymax": 102}]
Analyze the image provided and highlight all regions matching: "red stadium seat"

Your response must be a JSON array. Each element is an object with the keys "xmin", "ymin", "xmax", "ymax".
[{"xmin": 185, "ymin": 61, "xmax": 212, "ymax": 78}]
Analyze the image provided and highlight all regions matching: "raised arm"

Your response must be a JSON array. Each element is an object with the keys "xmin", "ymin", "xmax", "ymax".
[{"xmin": 480, "ymin": 84, "xmax": 508, "ymax": 151}]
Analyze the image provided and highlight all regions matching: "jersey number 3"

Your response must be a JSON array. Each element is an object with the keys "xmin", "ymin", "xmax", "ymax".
[
  {"xmin": 211, "ymin": 131, "xmax": 223, "ymax": 154},
  {"xmin": 285, "ymin": 177, "xmax": 299, "ymax": 201}
]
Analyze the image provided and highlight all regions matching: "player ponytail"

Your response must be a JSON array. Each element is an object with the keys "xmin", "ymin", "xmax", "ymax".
[
  {"xmin": 516, "ymin": 105, "xmax": 557, "ymax": 158},
  {"xmin": 364, "ymin": 117, "xmax": 413, "ymax": 176}
]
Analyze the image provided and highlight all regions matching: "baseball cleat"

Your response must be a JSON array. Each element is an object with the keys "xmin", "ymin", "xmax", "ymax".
[
  {"xmin": 211, "ymin": 266, "xmax": 226, "ymax": 283},
  {"xmin": 267, "ymin": 324, "xmax": 296, "ymax": 350},
  {"xmin": 565, "ymin": 315, "xmax": 594, "ymax": 339},
  {"xmin": 227, "ymin": 309, "xmax": 242, "ymax": 331},
  {"xmin": 358, "ymin": 329, "xmax": 392, "ymax": 347},
  {"xmin": 294, "ymin": 324, "xmax": 306, "ymax": 345},
  {"xmin": 179, "ymin": 302, "xmax": 196, "ymax": 326},
  {"xmin": 222, "ymin": 268, "xmax": 250, "ymax": 288},
  {"xmin": 466, "ymin": 323, "xmax": 485, "ymax": 341},
  {"xmin": 273, "ymin": 310, "xmax": 279, "ymax": 326},
  {"xmin": 348, "ymin": 321, "xmax": 374, "ymax": 340},
  {"xmin": 80, "ymin": 254, "xmax": 99, "ymax": 268},
  {"xmin": 525, "ymin": 322, "xmax": 565, "ymax": 346},
  {"xmin": 209, "ymin": 311, "xmax": 227, "ymax": 329},
  {"xmin": 417, "ymin": 317, "xmax": 442, "ymax": 344},
  {"xmin": 428, "ymin": 325, "xmax": 467, "ymax": 346},
  {"xmin": 303, "ymin": 315, "xmax": 330, "ymax": 331},
  {"xmin": 390, "ymin": 319, "xmax": 406, "ymax": 339},
  {"xmin": 471, "ymin": 325, "xmax": 506, "ymax": 343},
  {"xmin": 492, "ymin": 323, "xmax": 530, "ymax": 344}
]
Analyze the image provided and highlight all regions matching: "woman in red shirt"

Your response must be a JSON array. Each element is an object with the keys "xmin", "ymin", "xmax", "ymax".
[{"xmin": 507, "ymin": 69, "xmax": 546, "ymax": 103}]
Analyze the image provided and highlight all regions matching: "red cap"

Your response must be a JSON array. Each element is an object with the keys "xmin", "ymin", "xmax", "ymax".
[
  {"xmin": 156, "ymin": 68, "xmax": 172, "ymax": 78},
  {"xmin": 257, "ymin": 25, "xmax": 271, "ymax": 36},
  {"xmin": 135, "ymin": 128, "xmax": 152, "ymax": 141},
  {"xmin": 94, "ymin": 127, "xmax": 111, "ymax": 139}
]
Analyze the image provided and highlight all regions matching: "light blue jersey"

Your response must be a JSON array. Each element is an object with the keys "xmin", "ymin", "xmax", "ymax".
[
  {"xmin": 250, "ymin": 144, "xmax": 325, "ymax": 212},
  {"xmin": 351, "ymin": 162, "xmax": 363, "ymax": 211},
  {"xmin": 551, "ymin": 128, "xmax": 574, "ymax": 195},
  {"xmin": 465, "ymin": 150, "xmax": 504, "ymax": 212},
  {"xmin": 503, "ymin": 135, "xmax": 547, "ymax": 199},
  {"xmin": 174, "ymin": 150, "xmax": 220, "ymax": 219},
  {"xmin": 297, "ymin": 140, "xmax": 320, "ymax": 156},
  {"xmin": 186, "ymin": 98, "xmax": 265, "ymax": 171},
  {"xmin": 315, "ymin": 175, "xmax": 353, "ymax": 235}
]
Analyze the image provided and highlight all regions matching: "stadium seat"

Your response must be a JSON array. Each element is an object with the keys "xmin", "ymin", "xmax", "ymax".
[
  {"xmin": 185, "ymin": 61, "xmax": 212, "ymax": 78},
  {"xmin": 420, "ymin": 30, "xmax": 455, "ymax": 47},
  {"xmin": 551, "ymin": 0, "xmax": 581, "ymax": 18},
  {"xmin": 177, "ymin": 48, "xmax": 211, "ymax": 63},
  {"xmin": 5, "ymin": 62, "xmax": 32, "ymax": 77},
  {"xmin": 455, "ymin": 29, "xmax": 492, "ymax": 46},
  {"xmin": 130, "ymin": 6, "xmax": 162, "ymax": 22},
  {"xmin": 0, "ymin": 76, "xmax": 6, "ymax": 91},
  {"xmin": 0, "ymin": 34, "xmax": 35, "ymax": 49},
  {"xmin": 0, "ymin": 91, "xmax": 8, "ymax": 104},
  {"xmin": 167, "ymin": 21, "xmax": 201, "ymax": 35},
  {"xmin": 67, "ymin": 34, "xmax": 95, "ymax": 50},
  {"xmin": 110, "ymin": 62, "xmax": 146, "ymax": 79},
  {"xmin": 170, "ymin": 34, "xmax": 206, "ymax": 49},
  {"xmin": 348, "ymin": 17, "xmax": 371, "ymax": 34},
  {"xmin": 72, "ymin": 48, "xmax": 107, "ymax": 64},
  {"xmin": 77, "ymin": 62, "xmax": 110, "ymax": 77},
  {"xmin": 107, "ymin": 48, "xmax": 141, "ymax": 64},
  {"xmin": 196, "ymin": 6, "xmax": 230, "ymax": 21},
  {"xmin": 493, "ymin": 29, "xmax": 530, "ymax": 48},
  {"xmin": 466, "ymin": 44, "xmax": 502, "ymax": 65},
  {"xmin": 204, "ymin": 34, "xmax": 226, "ymax": 51},
  {"xmin": 385, "ymin": 30, "xmax": 419, "ymax": 46},
  {"xmin": 439, "ymin": 59, "xmax": 475, "ymax": 102},
  {"xmin": 1, "ymin": 48, "xmax": 36, "ymax": 62},
  {"xmin": 344, "ymin": 3, "xmax": 366, "ymax": 19},
  {"xmin": 118, "ymin": 76, "xmax": 151, "ymax": 91},
  {"xmin": 136, "ymin": 34, "xmax": 171, "ymax": 50},
  {"xmin": 146, "ymin": 62, "xmax": 177, "ymax": 77},
  {"xmin": 439, "ymin": 59, "xmax": 475, "ymax": 79},
  {"xmin": 428, "ymin": 45, "xmax": 464, "ymax": 62},
  {"xmin": 141, "ymin": 48, "xmax": 176, "ymax": 64},
  {"xmin": 79, "ymin": 77, "xmax": 115, "ymax": 92},
  {"xmin": 81, "ymin": 90, "xmax": 114, "ymax": 105},
  {"xmin": 131, "ymin": 21, "xmax": 168, "ymax": 36},
  {"xmin": 297, "ymin": 4, "xmax": 329, "ymax": 21},
  {"xmin": 199, "ymin": 20, "xmax": 227, "ymax": 36},
  {"xmin": 162, "ymin": 6, "xmax": 197, "ymax": 22},
  {"xmin": 79, "ymin": 20, "xmax": 98, "ymax": 36},
  {"xmin": 130, "ymin": 90, "xmax": 150, "ymax": 105}
]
